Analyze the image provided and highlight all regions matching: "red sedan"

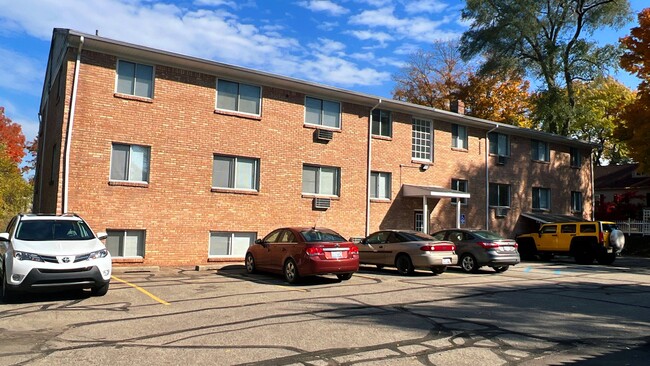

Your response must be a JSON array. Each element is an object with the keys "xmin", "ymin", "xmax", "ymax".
[{"xmin": 245, "ymin": 227, "xmax": 359, "ymax": 284}]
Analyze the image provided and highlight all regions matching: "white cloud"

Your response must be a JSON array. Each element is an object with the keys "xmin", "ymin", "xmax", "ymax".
[
  {"xmin": 296, "ymin": 1, "xmax": 349, "ymax": 16},
  {"xmin": 349, "ymin": 7, "xmax": 461, "ymax": 42},
  {"xmin": 308, "ymin": 38, "xmax": 347, "ymax": 56},
  {"xmin": 298, "ymin": 54, "xmax": 390, "ymax": 87},
  {"xmin": 0, "ymin": 48, "xmax": 44, "ymax": 96},
  {"xmin": 347, "ymin": 30, "xmax": 393, "ymax": 44},
  {"xmin": 402, "ymin": 0, "xmax": 448, "ymax": 14}
]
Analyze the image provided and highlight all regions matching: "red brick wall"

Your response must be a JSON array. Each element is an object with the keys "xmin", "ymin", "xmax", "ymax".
[{"xmin": 38, "ymin": 48, "xmax": 594, "ymax": 266}]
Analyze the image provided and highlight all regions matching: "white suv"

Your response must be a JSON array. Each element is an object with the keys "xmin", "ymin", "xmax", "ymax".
[{"xmin": 0, "ymin": 214, "xmax": 112, "ymax": 301}]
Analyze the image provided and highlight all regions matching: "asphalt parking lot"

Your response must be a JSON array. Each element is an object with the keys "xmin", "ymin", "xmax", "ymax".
[{"xmin": 1, "ymin": 257, "xmax": 649, "ymax": 366}]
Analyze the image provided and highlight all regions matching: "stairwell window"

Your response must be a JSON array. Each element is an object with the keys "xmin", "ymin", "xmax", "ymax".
[
  {"xmin": 412, "ymin": 118, "xmax": 433, "ymax": 161},
  {"xmin": 305, "ymin": 97, "xmax": 341, "ymax": 128},
  {"xmin": 302, "ymin": 165, "xmax": 340, "ymax": 196},
  {"xmin": 372, "ymin": 109, "xmax": 392, "ymax": 137},
  {"xmin": 451, "ymin": 179, "xmax": 468, "ymax": 205},
  {"xmin": 571, "ymin": 191, "xmax": 583, "ymax": 213},
  {"xmin": 110, "ymin": 143, "xmax": 150, "ymax": 183},
  {"xmin": 216, "ymin": 79, "xmax": 261, "ymax": 115},
  {"xmin": 570, "ymin": 147, "xmax": 581, "ymax": 168},
  {"xmin": 116, "ymin": 60, "xmax": 154, "ymax": 98},
  {"xmin": 212, "ymin": 155, "xmax": 260, "ymax": 191}
]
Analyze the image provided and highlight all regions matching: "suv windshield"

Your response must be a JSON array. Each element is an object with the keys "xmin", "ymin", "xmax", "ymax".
[
  {"xmin": 15, "ymin": 220, "xmax": 95, "ymax": 241},
  {"xmin": 300, "ymin": 229, "xmax": 346, "ymax": 243}
]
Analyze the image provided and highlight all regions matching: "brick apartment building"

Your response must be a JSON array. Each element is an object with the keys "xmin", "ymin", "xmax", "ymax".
[{"xmin": 33, "ymin": 29, "xmax": 595, "ymax": 266}]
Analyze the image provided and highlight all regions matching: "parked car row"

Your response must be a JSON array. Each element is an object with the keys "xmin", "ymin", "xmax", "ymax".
[{"xmin": 245, "ymin": 226, "xmax": 522, "ymax": 283}]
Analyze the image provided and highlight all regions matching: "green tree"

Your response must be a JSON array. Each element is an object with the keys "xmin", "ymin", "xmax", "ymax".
[
  {"xmin": 572, "ymin": 76, "xmax": 635, "ymax": 165},
  {"xmin": 460, "ymin": 0, "xmax": 631, "ymax": 136},
  {"xmin": 0, "ymin": 145, "xmax": 32, "ymax": 229}
]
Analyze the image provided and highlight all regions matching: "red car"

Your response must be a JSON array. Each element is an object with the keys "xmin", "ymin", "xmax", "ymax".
[{"xmin": 245, "ymin": 227, "xmax": 359, "ymax": 284}]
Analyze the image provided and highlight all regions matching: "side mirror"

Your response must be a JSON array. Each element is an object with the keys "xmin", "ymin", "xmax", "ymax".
[
  {"xmin": 0, "ymin": 233, "xmax": 9, "ymax": 242},
  {"xmin": 255, "ymin": 239, "xmax": 264, "ymax": 245},
  {"xmin": 360, "ymin": 238, "xmax": 368, "ymax": 244},
  {"xmin": 96, "ymin": 232, "xmax": 108, "ymax": 240}
]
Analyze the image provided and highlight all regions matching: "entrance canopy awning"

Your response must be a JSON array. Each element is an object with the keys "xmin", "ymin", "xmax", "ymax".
[
  {"xmin": 520, "ymin": 212, "xmax": 583, "ymax": 224},
  {"xmin": 402, "ymin": 184, "xmax": 470, "ymax": 199}
]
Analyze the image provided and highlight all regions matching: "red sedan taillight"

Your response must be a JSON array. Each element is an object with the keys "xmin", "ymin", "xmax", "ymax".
[
  {"xmin": 305, "ymin": 247, "xmax": 325, "ymax": 257},
  {"xmin": 348, "ymin": 245, "xmax": 359, "ymax": 255}
]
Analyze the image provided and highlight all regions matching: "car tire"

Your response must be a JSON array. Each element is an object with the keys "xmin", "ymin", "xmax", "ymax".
[
  {"xmin": 539, "ymin": 253, "xmax": 554, "ymax": 261},
  {"xmin": 1, "ymin": 266, "xmax": 14, "ymax": 303},
  {"xmin": 516, "ymin": 238, "xmax": 537, "ymax": 260},
  {"xmin": 574, "ymin": 246, "xmax": 595, "ymax": 265},
  {"xmin": 91, "ymin": 282, "xmax": 110, "ymax": 296},
  {"xmin": 431, "ymin": 266, "xmax": 446, "ymax": 275},
  {"xmin": 245, "ymin": 253, "xmax": 256, "ymax": 274},
  {"xmin": 376, "ymin": 264, "xmax": 384, "ymax": 270},
  {"xmin": 460, "ymin": 254, "xmax": 479, "ymax": 273},
  {"xmin": 283, "ymin": 259, "xmax": 300, "ymax": 284},
  {"xmin": 336, "ymin": 273, "xmax": 353, "ymax": 281},
  {"xmin": 597, "ymin": 252, "xmax": 617, "ymax": 265},
  {"xmin": 492, "ymin": 265, "xmax": 509, "ymax": 273},
  {"xmin": 395, "ymin": 254, "xmax": 414, "ymax": 276}
]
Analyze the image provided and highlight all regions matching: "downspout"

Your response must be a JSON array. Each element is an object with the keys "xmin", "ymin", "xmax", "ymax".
[
  {"xmin": 366, "ymin": 99, "xmax": 382, "ymax": 236},
  {"xmin": 36, "ymin": 112, "xmax": 44, "ymax": 212},
  {"xmin": 62, "ymin": 35, "xmax": 84, "ymax": 214},
  {"xmin": 590, "ymin": 149, "xmax": 595, "ymax": 221},
  {"xmin": 485, "ymin": 124, "xmax": 499, "ymax": 230}
]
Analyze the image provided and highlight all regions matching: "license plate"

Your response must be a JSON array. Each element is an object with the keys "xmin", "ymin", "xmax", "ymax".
[
  {"xmin": 442, "ymin": 258, "xmax": 452, "ymax": 264},
  {"xmin": 502, "ymin": 246, "xmax": 514, "ymax": 251},
  {"xmin": 331, "ymin": 251, "xmax": 343, "ymax": 259}
]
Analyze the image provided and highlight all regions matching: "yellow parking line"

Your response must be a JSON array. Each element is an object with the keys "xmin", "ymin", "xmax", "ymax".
[{"xmin": 111, "ymin": 275, "xmax": 170, "ymax": 305}]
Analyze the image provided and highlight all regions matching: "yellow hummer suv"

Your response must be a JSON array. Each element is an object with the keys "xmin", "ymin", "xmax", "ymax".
[{"xmin": 516, "ymin": 221, "xmax": 625, "ymax": 265}]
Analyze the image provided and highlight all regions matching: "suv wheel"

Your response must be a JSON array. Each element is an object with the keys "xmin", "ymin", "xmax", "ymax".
[
  {"xmin": 597, "ymin": 252, "xmax": 617, "ymax": 265},
  {"xmin": 1, "ymin": 266, "xmax": 14, "ymax": 303},
  {"xmin": 574, "ymin": 245, "xmax": 595, "ymax": 265}
]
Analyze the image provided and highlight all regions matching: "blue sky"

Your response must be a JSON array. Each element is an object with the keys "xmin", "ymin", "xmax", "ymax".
[{"xmin": 0, "ymin": 0, "xmax": 646, "ymax": 145}]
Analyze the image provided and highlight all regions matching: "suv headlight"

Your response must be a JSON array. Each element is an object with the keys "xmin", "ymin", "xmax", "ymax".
[
  {"xmin": 15, "ymin": 251, "xmax": 44, "ymax": 262},
  {"xmin": 88, "ymin": 249, "xmax": 109, "ymax": 260}
]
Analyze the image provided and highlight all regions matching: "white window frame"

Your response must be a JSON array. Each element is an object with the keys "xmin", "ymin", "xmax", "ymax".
[
  {"xmin": 451, "ymin": 179, "xmax": 468, "ymax": 205},
  {"xmin": 302, "ymin": 164, "xmax": 341, "ymax": 197},
  {"xmin": 452, "ymin": 124, "xmax": 468, "ymax": 150},
  {"xmin": 532, "ymin": 140, "xmax": 550, "ymax": 162},
  {"xmin": 414, "ymin": 211, "xmax": 424, "ymax": 232},
  {"xmin": 105, "ymin": 230, "xmax": 145, "ymax": 258},
  {"xmin": 533, "ymin": 187, "xmax": 551, "ymax": 211},
  {"xmin": 489, "ymin": 183, "xmax": 511, "ymax": 208},
  {"xmin": 488, "ymin": 132, "xmax": 510, "ymax": 157},
  {"xmin": 215, "ymin": 79, "xmax": 262, "ymax": 116},
  {"xmin": 412, "ymin": 117, "xmax": 433, "ymax": 161},
  {"xmin": 371, "ymin": 109, "xmax": 392, "ymax": 137},
  {"xmin": 305, "ymin": 96, "xmax": 341, "ymax": 129},
  {"xmin": 209, "ymin": 231, "xmax": 256, "ymax": 257},
  {"xmin": 115, "ymin": 59, "xmax": 154, "ymax": 98},
  {"xmin": 212, "ymin": 155, "xmax": 260, "ymax": 191},
  {"xmin": 571, "ymin": 191, "xmax": 583, "ymax": 213},
  {"xmin": 109, "ymin": 143, "xmax": 150, "ymax": 183},
  {"xmin": 370, "ymin": 171, "xmax": 391, "ymax": 200}
]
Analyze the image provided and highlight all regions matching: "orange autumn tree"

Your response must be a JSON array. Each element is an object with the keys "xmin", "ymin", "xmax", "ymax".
[
  {"xmin": 618, "ymin": 8, "xmax": 650, "ymax": 173},
  {"xmin": 0, "ymin": 106, "xmax": 26, "ymax": 164}
]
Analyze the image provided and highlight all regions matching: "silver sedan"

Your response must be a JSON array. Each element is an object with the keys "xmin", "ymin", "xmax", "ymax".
[
  {"xmin": 432, "ymin": 229, "xmax": 520, "ymax": 273},
  {"xmin": 359, "ymin": 230, "xmax": 458, "ymax": 275}
]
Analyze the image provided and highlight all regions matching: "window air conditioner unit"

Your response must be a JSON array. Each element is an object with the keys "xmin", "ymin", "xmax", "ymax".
[
  {"xmin": 497, "ymin": 155, "xmax": 507, "ymax": 165},
  {"xmin": 313, "ymin": 197, "xmax": 331, "ymax": 209},
  {"xmin": 495, "ymin": 207, "xmax": 508, "ymax": 217},
  {"xmin": 316, "ymin": 129, "xmax": 334, "ymax": 141}
]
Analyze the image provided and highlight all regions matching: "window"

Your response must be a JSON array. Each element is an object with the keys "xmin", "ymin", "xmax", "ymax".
[
  {"xmin": 452, "ymin": 124, "xmax": 468, "ymax": 149},
  {"xmin": 302, "ymin": 165, "xmax": 340, "ymax": 196},
  {"xmin": 489, "ymin": 183, "xmax": 510, "ymax": 207},
  {"xmin": 541, "ymin": 225, "xmax": 557, "ymax": 234},
  {"xmin": 106, "ymin": 230, "xmax": 145, "ymax": 257},
  {"xmin": 531, "ymin": 140, "xmax": 550, "ymax": 162},
  {"xmin": 533, "ymin": 187, "xmax": 551, "ymax": 210},
  {"xmin": 488, "ymin": 132, "xmax": 510, "ymax": 156},
  {"xmin": 209, "ymin": 232, "xmax": 255, "ymax": 257},
  {"xmin": 212, "ymin": 155, "xmax": 259, "ymax": 191},
  {"xmin": 305, "ymin": 97, "xmax": 341, "ymax": 128},
  {"xmin": 570, "ymin": 147, "xmax": 581, "ymax": 167},
  {"xmin": 412, "ymin": 118, "xmax": 433, "ymax": 161},
  {"xmin": 110, "ymin": 143, "xmax": 150, "ymax": 182},
  {"xmin": 371, "ymin": 109, "xmax": 392, "ymax": 137},
  {"xmin": 561, "ymin": 224, "xmax": 577, "ymax": 234},
  {"xmin": 451, "ymin": 179, "xmax": 468, "ymax": 204},
  {"xmin": 216, "ymin": 79, "xmax": 261, "ymax": 115},
  {"xmin": 414, "ymin": 211, "xmax": 424, "ymax": 232},
  {"xmin": 370, "ymin": 172, "xmax": 391, "ymax": 199},
  {"xmin": 116, "ymin": 60, "xmax": 153, "ymax": 98},
  {"xmin": 571, "ymin": 191, "xmax": 583, "ymax": 212}
]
